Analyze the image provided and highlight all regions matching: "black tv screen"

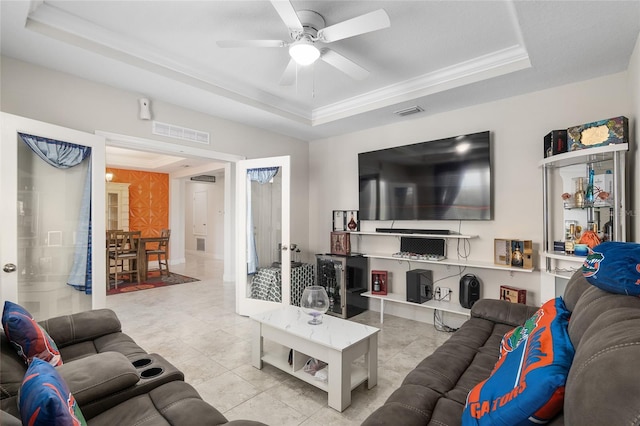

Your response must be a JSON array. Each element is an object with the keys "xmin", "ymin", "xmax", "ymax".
[{"xmin": 358, "ymin": 131, "xmax": 493, "ymax": 221}]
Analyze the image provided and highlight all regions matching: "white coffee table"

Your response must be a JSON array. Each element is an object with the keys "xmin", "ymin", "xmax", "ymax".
[{"xmin": 250, "ymin": 305, "xmax": 379, "ymax": 412}]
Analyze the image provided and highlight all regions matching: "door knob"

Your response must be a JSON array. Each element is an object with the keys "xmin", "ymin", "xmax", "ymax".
[{"xmin": 3, "ymin": 263, "xmax": 17, "ymax": 273}]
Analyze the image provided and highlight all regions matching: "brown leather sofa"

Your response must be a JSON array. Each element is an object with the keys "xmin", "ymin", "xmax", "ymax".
[
  {"xmin": 362, "ymin": 269, "xmax": 640, "ymax": 425},
  {"xmin": 1, "ymin": 308, "xmax": 265, "ymax": 426}
]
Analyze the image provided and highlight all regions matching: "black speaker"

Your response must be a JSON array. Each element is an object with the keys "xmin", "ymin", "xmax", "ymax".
[
  {"xmin": 459, "ymin": 274, "xmax": 481, "ymax": 309},
  {"xmin": 400, "ymin": 237, "xmax": 446, "ymax": 256},
  {"xmin": 406, "ymin": 269, "xmax": 433, "ymax": 303}
]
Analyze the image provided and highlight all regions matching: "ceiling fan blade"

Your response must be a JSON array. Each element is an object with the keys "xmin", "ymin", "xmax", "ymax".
[
  {"xmin": 279, "ymin": 59, "xmax": 297, "ymax": 86},
  {"xmin": 217, "ymin": 40, "xmax": 287, "ymax": 48},
  {"xmin": 320, "ymin": 49, "xmax": 369, "ymax": 80},
  {"xmin": 318, "ymin": 9, "xmax": 390, "ymax": 42},
  {"xmin": 270, "ymin": 0, "xmax": 303, "ymax": 33}
]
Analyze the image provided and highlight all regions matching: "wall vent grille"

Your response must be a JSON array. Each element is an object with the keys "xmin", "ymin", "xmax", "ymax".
[
  {"xmin": 152, "ymin": 121, "xmax": 210, "ymax": 144},
  {"xmin": 196, "ymin": 238, "xmax": 205, "ymax": 252},
  {"xmin": 394, "ymin": 106, "xmax": 424, "ymax": 117},
  {"xmin": 191, "ymin": 175, "xmax": 216, "ymax": 183}
]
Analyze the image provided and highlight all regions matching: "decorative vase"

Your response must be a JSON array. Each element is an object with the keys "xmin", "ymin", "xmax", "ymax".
[{"xmin": 300, "ymin": 286, "xmax": 330, "ymax": 325}]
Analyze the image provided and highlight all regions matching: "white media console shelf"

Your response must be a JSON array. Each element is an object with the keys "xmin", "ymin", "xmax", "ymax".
[
  {"xmin": 350, "ymin": 232, "xmax": 535, "ymax": 274},
  {"xmin": 362, "ymin": 291, "xmax": 471, "ymax": 323},
  {"xmin": 350, "ymin": 231, "xmax": 477, "ymax": 239},
  {"xmin": 352, "ymin": 231, "xmax": 535, "ymax": 324}
]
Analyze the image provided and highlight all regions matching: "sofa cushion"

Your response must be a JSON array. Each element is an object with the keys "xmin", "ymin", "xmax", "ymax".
[
  {"xmin": 39, "ymin": 309, "xmax": 122, "ymax": 349},
  {"xmin": 2, "ymin": 301, "xmax": 62, "ymax": 367},
  {"xmin": 564, "ymin": 306, "xmax": 640, "ymax": 425},
  {"xmin": 462, "ymin": 297, "xmax": 574, "ymax": 425},
  {"xmin": 18, "ymin": 358, "xmax": 87, "ymax": 425},
  {"xmin": 582, "ymin": 241, "xmax": 640, "ymax": 295},
  {"xmin": 87, "ymin": 380, "xmax": 229, "ymax": 426},
  {"xmin": 56, "ymin": 352, "xmax": 140, "ymax": 408}
]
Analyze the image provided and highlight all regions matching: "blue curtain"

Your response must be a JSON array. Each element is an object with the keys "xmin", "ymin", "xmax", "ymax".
[
  {"xmin": 19, "ymin": 133, "xmax": 93, "ymax": 294},
  {"xmin": 246, "ymin": 167, "xmax": 279, "ymax": 275}
]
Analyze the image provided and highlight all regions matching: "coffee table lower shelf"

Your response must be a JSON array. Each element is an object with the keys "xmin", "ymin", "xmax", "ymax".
[
  {"xmin": 251, "ymin": 308, "xmax": 379, "ymax": 412},
  {"xmin": 261, "ymin": 345, "xmax": 369, "ymax": 393}
]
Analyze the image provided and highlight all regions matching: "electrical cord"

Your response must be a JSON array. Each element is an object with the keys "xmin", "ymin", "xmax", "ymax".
[{"xmin": 433, "ymin": 310, "xmax": 458, "ymax": 333}]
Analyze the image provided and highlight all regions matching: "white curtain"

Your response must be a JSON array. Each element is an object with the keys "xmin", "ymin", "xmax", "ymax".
[
  {"xmin": 19, "ymin": 133, "xmax": 93, "ymax": 294},
  {"xmin": 246, "ymin": 167, "xmax": 279, "ymax": 274}
]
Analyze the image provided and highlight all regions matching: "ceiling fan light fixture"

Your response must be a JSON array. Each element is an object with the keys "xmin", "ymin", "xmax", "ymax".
[{"xmin": 289, "ymin": 38, "xmax": 320, "ymax": 66}]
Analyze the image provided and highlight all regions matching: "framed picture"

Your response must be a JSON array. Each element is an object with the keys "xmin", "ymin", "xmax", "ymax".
[
  {"xmin": 332, "ymin": 210, "xmax": 360, "ymax": 231},
  {"xmin": 371, "ymin": 270, "xmax": 388, "ymax": 295},
  {"xmin": 330, "ymin": 232, "xmax": 351, "ymax": 255}
]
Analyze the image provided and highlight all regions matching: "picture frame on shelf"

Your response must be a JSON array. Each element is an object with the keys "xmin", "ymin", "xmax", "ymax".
[
  {"xmin": 330, "ymin": 232, "xmax": 351, "ymax": 255},
  {"xmin": 332, "ymin": 210, "xmax": 360, "ymax": 231},
  {"xmin": 500, "ymin": 285, "xmax": 527, "ymax": 304},
  {"xmin": 494, "ymin": 239, "xmax": 533, "ymax": 269},
  {"xmin": 371, "ymin": 270, "xmax": 388, "ymax": 295}
]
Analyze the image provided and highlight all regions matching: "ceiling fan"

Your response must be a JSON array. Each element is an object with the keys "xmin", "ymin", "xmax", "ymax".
[{"xmin": 217, "ymin": 0, "xmax": 390, "ymax": 85}]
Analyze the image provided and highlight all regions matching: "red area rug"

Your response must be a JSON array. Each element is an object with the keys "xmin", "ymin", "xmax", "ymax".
[{"xmin": 107, "ymin": 272, "xmax": 199, "ymax": 295}]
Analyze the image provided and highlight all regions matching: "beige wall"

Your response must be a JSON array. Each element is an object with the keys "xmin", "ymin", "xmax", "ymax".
[
  {"xmin": 309, "ymin": 72, "xmax": 632, "ymax": 313},
  {"xmin": 2, "ymin": 53, "xmax": 636, "ymax": 318},
  {"xmin": 0, "ymin": 56, "xmax": 311, "ymax": 268}
]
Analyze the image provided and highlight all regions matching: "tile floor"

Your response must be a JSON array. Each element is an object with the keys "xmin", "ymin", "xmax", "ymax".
[{"xmin": 106, "ymin": 256, "xmax": 452, "ymax": 425}]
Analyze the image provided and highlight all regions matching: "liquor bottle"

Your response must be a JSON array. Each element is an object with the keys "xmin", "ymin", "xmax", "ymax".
[
  {"xmin": 586, "ymin": 169, "xmax": 595, "ymax": 204},
  {"xmin": 565, "ymin": 224, "xmax": 576, "ymax": 254},
  {"xmin": 574, "ymin": 177, "xmax": 585, "ymax": 208},
  {"xmin": 347, "ymin": 213, "xmax": 357, "ymax": 231},
  {"xmin": 373, "ymin": 275, "xmax": 381, "ymax": 292},
  {"xmin": 511, "ymin": 245, "xmax": 523, "ymax": 267}
]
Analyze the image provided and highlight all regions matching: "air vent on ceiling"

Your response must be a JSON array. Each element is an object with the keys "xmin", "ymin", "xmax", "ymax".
[
  {"xmin": 190, "ymin": 175, "xmax": 216, "ymax": 183},
  {"xmin": 152, "ymin": 121, "xmax": 210, "ymax": 144},
  {"xmin": 394, "ymin": 106, "xmax": 424, "ymax": 117}
]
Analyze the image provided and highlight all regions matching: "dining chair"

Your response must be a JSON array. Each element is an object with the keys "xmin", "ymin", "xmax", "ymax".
[
  {"xmin": 109, "ymin": 230, "xmax": 141, "ymax": 288},
  {"xmin": 145, "ymin": 229, "xmax": 170, "ymax": 277},
  {"xmin": 106, "ymin": 230, "xmax": 122, "ymax": 286}
]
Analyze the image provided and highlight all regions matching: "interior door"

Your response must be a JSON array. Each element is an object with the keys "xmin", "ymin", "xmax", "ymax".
[
  {"xmin": 0, "ymin": 113, "xmax": 106, "ymax": 320},
  {"xmin": 236, "ymin": 156, "xmax": 290, "ymax": 316}
]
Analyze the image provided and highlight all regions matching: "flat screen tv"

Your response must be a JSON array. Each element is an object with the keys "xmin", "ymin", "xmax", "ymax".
[{"xmin": 358, "ymin": 131, "xmax": 493, "ymax": 221}]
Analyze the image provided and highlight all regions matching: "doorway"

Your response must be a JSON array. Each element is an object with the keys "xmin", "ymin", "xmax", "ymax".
[{"xmin": 98, "ymin": 131, "xmax": 243, "ymax": 283}]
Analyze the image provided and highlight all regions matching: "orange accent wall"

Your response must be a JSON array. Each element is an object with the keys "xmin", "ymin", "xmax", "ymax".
[{"xmin": 106, "ymin": 168, "xmax": 169, "ymax": 237}]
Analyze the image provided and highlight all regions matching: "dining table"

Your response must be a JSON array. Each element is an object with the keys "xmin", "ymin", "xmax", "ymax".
[{"xmin": 106, "ymin": 232, "xmax": 169, "ymax": 285}]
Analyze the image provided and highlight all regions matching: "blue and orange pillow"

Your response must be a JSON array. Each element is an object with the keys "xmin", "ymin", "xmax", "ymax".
[
  {"xmin": 18, "ymin": 357, "xmax": 86, "ymax": 426},
  {"xmin": 582, "ymin": 241, "xmax": 640, "ymax": 296},
  {"xmin": 462, "ymin": 297, "xmax": 574, "ymax": 425},
  {"xmin": 2, "ymin": 301, "xmax": 62, "ymax": 367}
]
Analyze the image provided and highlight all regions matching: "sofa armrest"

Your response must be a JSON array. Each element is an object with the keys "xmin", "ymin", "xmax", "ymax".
[
  {"xmin": 471, "ymin": 299, "xmax": 539, "ymax": 327},
  {"xmin": 39, "ymin": 309, "xmax": 122, "ymax": 348},
  {"xmin": 0, "ymin": 410, "xmax": 22, "ymax": 426},
  {"xmin": 56, "ymin": 352, "xmax": 139, "ymax": 407}
]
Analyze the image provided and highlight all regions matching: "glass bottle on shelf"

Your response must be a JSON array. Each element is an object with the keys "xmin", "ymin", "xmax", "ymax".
[
  {"xmin": 347, "ymin": 213, "xmax": 357, "ymax": 231},
  {"xmin": 511, "ymin": 245, "xmax": 523, "ymax": 266},
  {"xmin": 574, "ymin": 177, "xmax": 585, "ymax": 208},
  {"xmin": 565, "ymin": 224, "xmax": 576, "ymax": 254},
  {"xmin": 373, "ymin": 275, "xmax": 381, "ymax": 292},
  {"xmin": 586, "ymin": 169, "xmax": 595, "ymax": 204}
]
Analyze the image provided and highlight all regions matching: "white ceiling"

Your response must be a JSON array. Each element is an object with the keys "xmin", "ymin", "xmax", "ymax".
[{"xmin": 1, "ymin": 1, "xmax": 639, "ymax": 143}]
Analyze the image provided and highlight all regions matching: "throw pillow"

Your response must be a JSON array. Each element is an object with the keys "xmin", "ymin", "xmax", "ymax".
[
  {"xmin": 2, "ymin": 301, "xmax": 62, "ymax": 366},
  {"xmin": 582, "ymin": 241, "xmax": 640, "ymax": 296},
  {"xmin": 462, "ymin": 297, "xmax": 574, "ymax": 425},
  {"xmin": 18, "ymin": 358, "xmax": 86, "ymax": 426}
]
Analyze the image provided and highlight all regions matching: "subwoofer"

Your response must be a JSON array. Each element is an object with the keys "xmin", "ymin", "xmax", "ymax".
[
  {"xmin": 406, "ymin": 269, "xmax": 433, "ymax": 304},
  {"xmin": 459, "ymin": 274, "xmax": 481, "ymax": 309}
]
